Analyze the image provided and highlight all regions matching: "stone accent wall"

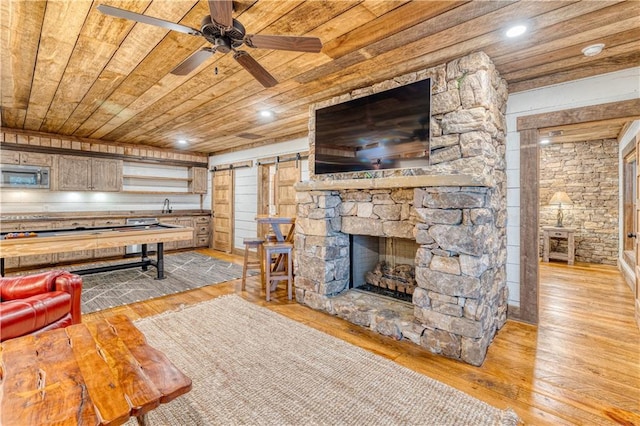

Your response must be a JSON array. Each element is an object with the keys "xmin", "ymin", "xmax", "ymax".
[
  {"xmin": 308, "ymin": 54, "xmax": 507, "ymax": 183},
  {"xmin": 539, "ymin": 139, "xmax": 618, "ymax": 265},
  {"xmin": 295, "ymin": 52, "xmax": 508, "ymax": 366}
]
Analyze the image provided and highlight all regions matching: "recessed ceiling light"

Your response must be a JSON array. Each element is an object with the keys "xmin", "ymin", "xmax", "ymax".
[
  {"xmin": 177, "ymin": 139, "xmax": 188, "ymax": 145},
  {"xmin": 581, "ymin": 43, "xmax": 605, "ymax": 57},
  {"xmin": 505, "ymin": 24, "xmax": 527, "ymax": 38},
  {"xmin": 540, "ymin": 139, "xmax": 550, "ymax": 145},
  {"xmin": 259, "ymin": 110, "xmax": 274, "ymax": 118}
]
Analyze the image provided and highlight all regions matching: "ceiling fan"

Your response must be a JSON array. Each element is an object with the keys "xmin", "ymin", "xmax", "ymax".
[{"xmin": 97, "ymin": 0, "xmax": 323, "ymax": 87}]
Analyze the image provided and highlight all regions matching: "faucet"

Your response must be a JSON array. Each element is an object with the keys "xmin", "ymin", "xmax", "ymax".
[{"xmin": 162, "ymin": 198, "xmax": 172, "ymax": 214}]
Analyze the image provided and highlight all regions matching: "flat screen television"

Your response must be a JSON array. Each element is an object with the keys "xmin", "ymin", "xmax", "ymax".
[{"xmin": 314, "ymin": 78, "xmax": 431, "ymax": 175}]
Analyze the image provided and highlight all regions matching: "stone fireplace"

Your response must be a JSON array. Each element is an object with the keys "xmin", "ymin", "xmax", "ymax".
[{"xmin": 293, "ymin": 52, "xmax": 508, "ymax": 366}]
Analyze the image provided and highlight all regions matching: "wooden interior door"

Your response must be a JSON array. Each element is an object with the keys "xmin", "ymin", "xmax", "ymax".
[
  {"xmin": 623, "ymin": 150, "xmax": 636, "ymax": 266},
  {"xmin": 635, "ymin": 133, "xmax": 640, "ymax": 328},
  {"xmin": 274, "ymin": 159, "xmax": 301, "ymax": 237},
  {"xmin": 212, "ymin": 169, "xmax": 234, "ymax": 253}
]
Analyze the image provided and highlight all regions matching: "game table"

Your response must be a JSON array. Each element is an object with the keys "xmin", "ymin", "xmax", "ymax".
[{"xmin": 0, "ymin": 222, "xmax": 193, "ymax": 279}]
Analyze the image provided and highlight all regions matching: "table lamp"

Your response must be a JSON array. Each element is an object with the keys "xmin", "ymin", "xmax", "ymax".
[{"xmin": 549, "ymin": 191, "xmax": 572, "ymax": 227}]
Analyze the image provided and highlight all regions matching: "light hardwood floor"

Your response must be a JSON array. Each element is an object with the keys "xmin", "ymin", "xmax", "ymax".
[{"xmin": 84, "ymin": 250, "xmax": 640, "ymax": 425}]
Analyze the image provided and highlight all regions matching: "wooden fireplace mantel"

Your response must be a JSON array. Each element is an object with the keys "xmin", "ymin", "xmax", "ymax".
[{"xmin": 294, "ymin": 174, "xmax": 491, "ymax": 192}]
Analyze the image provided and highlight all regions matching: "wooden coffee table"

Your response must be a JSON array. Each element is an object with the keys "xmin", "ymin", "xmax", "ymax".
[{"xmin": 0, "ymin": 315, "xmax": 191, "ymax": 425}]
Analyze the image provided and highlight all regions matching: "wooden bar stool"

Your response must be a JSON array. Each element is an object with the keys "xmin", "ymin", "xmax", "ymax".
[
  {"xmin": 242, "ymin": 238, "xmax": 264, "ymax": 291},
  {"xmin": 263, "ymin": 242, "xmax": 293, "ymax": 301}
]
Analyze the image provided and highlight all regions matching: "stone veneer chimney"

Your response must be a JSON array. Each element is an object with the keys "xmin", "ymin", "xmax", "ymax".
[{"xmin": 293, "ymin": 52, "xmax": 508, "ymax": 366}]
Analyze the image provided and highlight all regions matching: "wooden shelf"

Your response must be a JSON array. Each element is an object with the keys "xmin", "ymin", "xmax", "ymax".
[
  {"xmin": 294, "ymin": 174, "xmax": 491, "ymax": 191},
  {"xmin": 121, "ymin": 191, "xmax": 193, "ymax": 195},
  {"xmin": 123, "ymin": 175, "xmax": 192, "ymax": 182}
]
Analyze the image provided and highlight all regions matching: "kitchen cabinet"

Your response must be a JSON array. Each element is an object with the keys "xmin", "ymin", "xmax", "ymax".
[
  {"xmin": 1, "ymin": 150, "xmax": 54, "ymax": 167},
  {"xmin": 194, "ymin": 215, "xmax": 211, "ymax": 247},
  {"xmin": 1, "ymin": 151, "xmax": 20, "ymax": 164},
  {"xmin": 190, "ymin": 167, "xmax": 208, "ymax": 194},
  {"xmin": 58, "ymin": 155, "xmax": 122, "ymax": 191},
  {"xmin": 93, "ymin": 158, "xmax": 123, "ymax": 191},
  {"xmin": 58, "ymin": 155, "xmax": 90, "ymax": 190}
]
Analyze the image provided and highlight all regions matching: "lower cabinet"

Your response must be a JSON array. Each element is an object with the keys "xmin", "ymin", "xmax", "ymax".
[{"xmin": 194, "ymin": 215, "xmax": 211, "ymax": 247}]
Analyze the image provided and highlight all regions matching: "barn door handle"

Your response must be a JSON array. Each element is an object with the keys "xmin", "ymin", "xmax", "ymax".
[{"xmin": 627, "ymin": 232, "xmax": 636, "ymax": 238}]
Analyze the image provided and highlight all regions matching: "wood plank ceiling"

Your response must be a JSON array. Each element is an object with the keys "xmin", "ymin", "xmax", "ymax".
[{"xmin": 1, "ymin": 0, "xmax": 639, "ymax": 154}]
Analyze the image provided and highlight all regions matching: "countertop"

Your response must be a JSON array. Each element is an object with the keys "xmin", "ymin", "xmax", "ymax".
[{"xmin": 0, "ymin": 210, "xmax": 212, "ymax": 222}]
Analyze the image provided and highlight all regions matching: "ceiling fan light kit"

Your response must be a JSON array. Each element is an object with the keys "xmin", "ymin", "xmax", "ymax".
[{"xmin": 97, "ymin": 0, "xmax": 322, "ymax": 87}]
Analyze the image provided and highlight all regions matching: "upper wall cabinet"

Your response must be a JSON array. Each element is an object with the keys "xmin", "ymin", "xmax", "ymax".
[
  {"xmin": 58, "ymin": 155, "xmax": 122, "ymax": 191},
  {"xmin": 1, "ymin": 151, "xmax": 54, "ymax": 167},
  {"xmin": 190, "ymin": 167, "xmax": 208, "ymax": 194}
]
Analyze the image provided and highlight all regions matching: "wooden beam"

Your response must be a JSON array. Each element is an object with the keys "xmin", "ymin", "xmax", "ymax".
[
  {"xmin": 518, "ymin": 128, "xmax": 540, "ymax": 324},
  {"xmin": 509, "ymin": 53, "xmax": 640, "ymax": 93},
  {"xmin": 518, "ymin": 99, "xmax": 640, "ymax": 131}
]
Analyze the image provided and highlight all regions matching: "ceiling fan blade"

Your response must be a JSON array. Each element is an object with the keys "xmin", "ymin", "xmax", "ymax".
[
  {"xmin": 97, "ymin": 4, "xmax": 200, "ymax": 36},
  {"xmin": 208, "ymin": 0, "xmax": 233, "ymax": 30},
  {"xmin": 233, "ymin": 51, "xmax": 277, "ymax": 88},
  {"xmin": 244, "ymin": 34, "xmax": 323, "ymax": 53},
  {"xmin": 171, "ymin": 48, "xmax": 215, "ymax": 75}
]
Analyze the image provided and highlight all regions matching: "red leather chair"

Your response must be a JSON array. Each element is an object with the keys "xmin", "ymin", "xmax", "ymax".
[{"xmin": 0, "ymin": 270, "xmax": 82, "ymax": 342}]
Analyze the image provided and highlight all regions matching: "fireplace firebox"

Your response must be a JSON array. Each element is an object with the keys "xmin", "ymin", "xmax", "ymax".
[{"xmin": 350, "ymin": 235, "xmax": 419, "ymax": 303}]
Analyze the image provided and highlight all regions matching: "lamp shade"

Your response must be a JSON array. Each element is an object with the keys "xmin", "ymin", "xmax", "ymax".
[{"xmin": 549, "ymin": 191, "xmax": 572, "ymax": 206}]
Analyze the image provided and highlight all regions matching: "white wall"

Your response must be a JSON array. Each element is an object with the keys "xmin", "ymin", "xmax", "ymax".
[
  {"xmin": 505, "ymin": 67, "xmax": 640, "ymax": 307},
  {"xmin": 210, "ymin": 137, "xmax": 309, "ymax": 251}
]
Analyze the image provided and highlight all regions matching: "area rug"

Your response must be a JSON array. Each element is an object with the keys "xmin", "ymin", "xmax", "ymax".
[
  {"xmin": 128, "ymin": 295, "xmax": 520, "ymax": 426},
  {"xmin": 77, "ymin": 252, "xmax": 244, "ymax": 313}
]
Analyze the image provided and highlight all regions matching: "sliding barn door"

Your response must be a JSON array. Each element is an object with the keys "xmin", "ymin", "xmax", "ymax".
[
  {"xmin": 274, "ymin": 159, "xmax": 301, "ymax": 238},
  {"xmin": 257, "ymin": 157, "xmax": 303, "ymax": 239},
  {"xmin": 212, "ymin": 169, "xmax": 234, "ymax": 253}
]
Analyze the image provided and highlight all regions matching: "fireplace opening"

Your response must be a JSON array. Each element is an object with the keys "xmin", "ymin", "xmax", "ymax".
[{"xmin": 350, "ymin": 235, "xmax": 419, "ymax": 303}]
